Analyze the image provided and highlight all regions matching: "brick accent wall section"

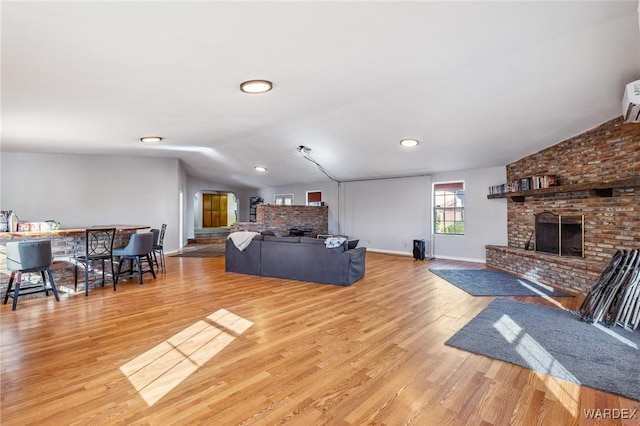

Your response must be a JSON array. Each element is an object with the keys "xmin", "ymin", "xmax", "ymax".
[
  {"xmin": 231, "ymin": 205, "xmax": 329, "ymax": 237},
  {"xmin": 486, "ymin": 245, "xmax": 601, "ymax": 295},
  {"xmin": 486, "ymin": 117, "xmax": 640, "ymax": 295},
  {"xmin": 0, "ymin": 229, "xmax": 139, "ymax": 299}
]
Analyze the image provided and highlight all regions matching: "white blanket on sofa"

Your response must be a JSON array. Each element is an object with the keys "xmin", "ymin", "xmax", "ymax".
[
  {"xmin": 228, "ymin": 231, "xmax": 260, "ymax": 251},
  {"xmin": 324, "ymin": 237, "xmax": 347, "ymax": 249}
]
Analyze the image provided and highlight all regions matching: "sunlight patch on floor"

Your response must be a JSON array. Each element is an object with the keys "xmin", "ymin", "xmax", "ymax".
[
  {"xmin": 120, "ymin": 308, "xmax": 253, "ymax": 406},
  {"xmin": 516, "ymin": 279, "xmax": 566, "ymax": 309},
  {"xmin": 593, "ymin": 322, "xmax": 638, "ymax": 349},
  {"xmin": 493, "ymin": 314, "xmax": 580, "ymax": 416}
]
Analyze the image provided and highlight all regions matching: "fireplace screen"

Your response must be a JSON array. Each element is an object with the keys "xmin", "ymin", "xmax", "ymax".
[{"xmin": 535, "ymin": 212, "xmax": 584, "ymax": 257}]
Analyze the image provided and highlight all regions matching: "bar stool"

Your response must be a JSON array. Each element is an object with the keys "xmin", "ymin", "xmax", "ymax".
[
  {"xmin": 150, "ymin": 228, "xmax": 160, "ymax": 271},
  {"xmin": 3, "ymin": 240, "xmax": 60, "ymax": 310},
  {"xmin": 74, "ymin": 228, "xmax": 116, "ymax": 296},
  {"xmin": 151, "ymin": 224, "xmax": 166, "ymax": 273},
  {"xmin": 113, "ymin": 232, "xmax": 156, "ymax": 287}
]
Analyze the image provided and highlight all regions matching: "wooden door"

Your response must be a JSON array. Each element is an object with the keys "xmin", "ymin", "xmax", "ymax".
[
  {"xmin": 218, "ymin": 194, "xmax": 228, "ymax": 227},
  {"xmin": 202, "ymin": 194, "xmax": 228, "ymax": 227},
  {"xmin": 212, "ymin": 194, "xmax": 220, "ymax": 227},
  {"xmin": 203, "ymin": 194, "xmax": 213, "ymax": 227}
]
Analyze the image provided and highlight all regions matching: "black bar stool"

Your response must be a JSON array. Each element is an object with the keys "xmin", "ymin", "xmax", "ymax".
[
  {"xmin": 74, "ymin": 228, "xmax": 116, "ymax": 296},
  {"xmin": 3, "ymin": 240, "xmax": 60, "ymax": 310},
  {"xmin": 152, "ymin": 224, "xmax": 166, "ymax": 273}
]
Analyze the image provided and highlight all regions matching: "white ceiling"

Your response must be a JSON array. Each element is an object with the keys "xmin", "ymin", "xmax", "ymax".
[{"xmin": 2, "ymin": 1, "xmax": 639, "ymax": 189}]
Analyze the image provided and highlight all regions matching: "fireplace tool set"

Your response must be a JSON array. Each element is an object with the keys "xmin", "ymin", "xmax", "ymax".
[{"xmin": 578, "ymin": 249, "xmax": 640, "ymax": 331}]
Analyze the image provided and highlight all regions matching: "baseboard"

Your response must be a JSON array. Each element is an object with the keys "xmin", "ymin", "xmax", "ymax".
[
  {"xmin": 367, "ymin": 248, "xmax": 436, "ymax": 260},
  {"xmin": 434, "ymin": 254, "xmax": 486, "ymax": 264},
  {"xmin": 366, "ymin": 249, "xmax": 485, "ymax": 264},
  {"xmin": 367, "ymin": 248, "xmax": 414, "ymax": 257}
]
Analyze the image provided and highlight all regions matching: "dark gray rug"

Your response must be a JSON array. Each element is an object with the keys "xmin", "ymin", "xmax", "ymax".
[
  {"xmin": 172, "ymin": 247, "xmax": 225, "ymax": 258},
  {"xmin": 430, "ymin": 268, "xmax": 573, "ymax": 297},
  {"xmin": 445, "ymin": 298, "xmax": 640, "ymax": 401}
]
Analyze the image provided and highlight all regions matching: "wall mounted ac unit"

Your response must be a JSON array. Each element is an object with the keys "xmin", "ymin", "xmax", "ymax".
[{"xmin": 622, "ymin": 79, "xmax": 640, "ymax": 122}]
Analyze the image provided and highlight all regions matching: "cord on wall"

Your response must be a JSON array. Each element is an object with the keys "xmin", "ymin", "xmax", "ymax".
[{"xmin": 295, "ymin": 145, "xmax": 342, "ymax": 233}]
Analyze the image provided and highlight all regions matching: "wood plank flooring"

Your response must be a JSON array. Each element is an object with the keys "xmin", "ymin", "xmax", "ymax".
[{"xmin": 1, "ymin": 251, "xmax": 638, "ymax": 425}]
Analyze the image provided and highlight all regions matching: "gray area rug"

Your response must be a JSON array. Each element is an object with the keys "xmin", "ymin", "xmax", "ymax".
[
  {"xmin": 172, "ymin": 246, "xmax": 225, "ymax": 258},
  {"xmin": 430, "ymin": 268, "xmax": 573, "ymax": 297},
  {"xmin": 445, "ymin": 298, "xmax": 640, "ymax": 401}
]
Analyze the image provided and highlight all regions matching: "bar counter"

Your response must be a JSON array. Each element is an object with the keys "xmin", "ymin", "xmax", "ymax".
[
  {"xmin": 0, "ymin": 224, "xmax": 149, "ymax": 240},
  {"xmin": 0, "ymin": 225, "xmax": 150, "ymax": 299}
]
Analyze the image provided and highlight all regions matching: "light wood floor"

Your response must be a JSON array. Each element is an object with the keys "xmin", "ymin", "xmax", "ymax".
[{"xmin": 1, "ymin": 251, "xmax": 638, "ymax": 425}]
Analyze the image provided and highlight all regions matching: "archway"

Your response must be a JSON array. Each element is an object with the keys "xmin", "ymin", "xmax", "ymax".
[{"xmin": 193, "ymin": 190, "xmax": 238, "ymax": 237}]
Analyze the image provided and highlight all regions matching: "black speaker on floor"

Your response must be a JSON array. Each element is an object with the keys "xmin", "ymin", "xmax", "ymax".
[{"xmin": 413, "ymin": 239, "xmax": 425, "ymax": 261}]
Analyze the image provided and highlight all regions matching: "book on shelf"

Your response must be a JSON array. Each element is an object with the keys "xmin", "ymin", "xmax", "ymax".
[
  {"xmin": 531, "ymin": 175, "xmax": 557, "ymax": 189},
  {"xmin": 489, "ymin": 175, "xmax": 558, "ymax": 196},
  {"xmin": 488, "ymin": 183, "xmax": 508, "ymax": 195}
]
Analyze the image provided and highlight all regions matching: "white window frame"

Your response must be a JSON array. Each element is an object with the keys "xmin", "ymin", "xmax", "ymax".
[
  {"xmin": 306, "ymin": 190, "xmax": 323, "ymax": 206},
  {"xmin": 274, "ymin": 194, "xmax": 294, "ymax": 205},
  {"xmin": 433, "ymin": 181, "xmax": 465, "ymax": 235}
]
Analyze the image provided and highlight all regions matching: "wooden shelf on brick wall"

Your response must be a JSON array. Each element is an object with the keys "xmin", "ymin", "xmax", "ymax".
[{"xmin": 487, "ymin": 177, "xmax": 640, "ymax": 202}]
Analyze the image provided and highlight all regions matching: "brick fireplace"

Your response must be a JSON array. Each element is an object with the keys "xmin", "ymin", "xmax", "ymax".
[{"xmin": 486, "ymin": 117, "xmax": 640, "ymax": 295}]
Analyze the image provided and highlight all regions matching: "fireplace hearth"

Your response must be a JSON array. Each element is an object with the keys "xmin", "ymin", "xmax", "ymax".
[{"xmin": 535, "ymin": 212, "xmax": 584, "ymax": 257}]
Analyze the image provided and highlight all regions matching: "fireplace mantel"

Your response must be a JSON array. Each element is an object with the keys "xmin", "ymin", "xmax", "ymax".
[{"xmin": 487, "ymin": 176, "xmax": 640, "ymax": 202}]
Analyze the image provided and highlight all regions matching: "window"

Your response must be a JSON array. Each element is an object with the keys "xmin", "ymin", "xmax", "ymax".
[
  {"xmin": 274, "ymin": 194, "xmax": 293, "ymax": 205},
  {"xmin": 434, "ymin": 182, "xmax": 465, "ymax": 234},
  {"xmin": 306, "ymin": 191, "xmax": 322, "ymax": 206}
]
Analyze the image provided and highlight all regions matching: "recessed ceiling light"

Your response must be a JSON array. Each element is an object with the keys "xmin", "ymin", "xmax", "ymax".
[
  {"xmin": 140, "ymin": 136, "xmax": 163, "ymax": 143},
  {"xmin": 254, "ymin": 166, "xmax": 267, "ymax": 172},
  {"xmin": 400, "ymin": 138, "xmax": 419, "ymax": 147},
  {"xmin": 240, "ymin": 80, "xmax": 273, "ymax": 94}
]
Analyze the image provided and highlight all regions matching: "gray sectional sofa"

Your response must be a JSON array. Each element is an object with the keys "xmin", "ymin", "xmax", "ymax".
[{"xmin": 225, "ymin": 234, "xmax": 366, "ymax": 286}]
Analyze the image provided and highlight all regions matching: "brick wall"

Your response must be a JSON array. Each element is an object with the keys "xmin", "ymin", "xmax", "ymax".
[
  {"xmin": 231, "ymin": 205, "xmax": 329, "ymax": 237},
  {"xmin": 486, "ymin": 245, "xmax": 601, "ymax": 295},
  {"xmin": 487, "ymin": 117, "xmax": 640, "ymax": 294}
]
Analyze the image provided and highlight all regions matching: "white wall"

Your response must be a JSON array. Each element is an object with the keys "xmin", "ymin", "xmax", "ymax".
[
  {"xmin": 0, "ymin": 152, "xmax": 182, "ymax": 252},
  {"xmin": 227, "ymin": 193, "xmax": 238, "ymax": 225},
  {"xmin": 432, "ymin": 166, "xmax": 507, "ymax": 262},
  {"xmin": 340, "ymin": 176, "xmax": 432, "ymax": 255},
  {"xmin": 178, "ymin": 162, "xmax": 189, "ymax": 248},
  {"xmin": 257, "ymin": 166, "xmax": 507, "ymax": 262}
]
